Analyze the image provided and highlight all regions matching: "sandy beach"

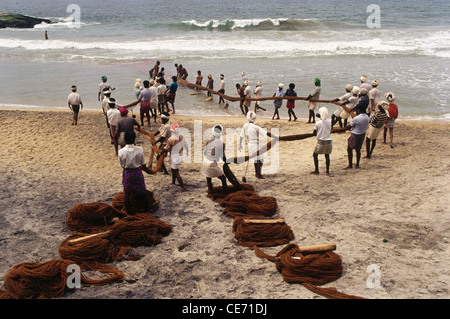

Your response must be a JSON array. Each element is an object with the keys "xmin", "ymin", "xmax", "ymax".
[{"xmin": 0, "ymin": 107, "xmax": 448, "ymax": 300}]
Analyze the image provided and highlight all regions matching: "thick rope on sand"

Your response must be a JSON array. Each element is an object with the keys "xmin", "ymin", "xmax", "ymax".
[
  {"xmin": 108, "ymin": 213, "xmax": 172, "ymax": 247},
  {"xmin": 254, "ymin": 244, "xmax": 365, "ymax": 299},
  {"xmin": 1, "ymin": 259, "xmax": 124, "ymax": 299},
  {"xmin": 220, "ymin": 190, "xmax": 278, "ymax": 218},
  {"xmin": 233, "ymin": 218, "xmax": 294, "ymax": 247},
  {"xmin": 58, "ymin": 233, "xmax": 139, "ymax": 264},
  {"xmin": 65, "ymin": 202, "xmax": 125, "ymax": 234},
  {"xmin": 207, "ymin": 184, "xmax": 255, "ymax": 203}
]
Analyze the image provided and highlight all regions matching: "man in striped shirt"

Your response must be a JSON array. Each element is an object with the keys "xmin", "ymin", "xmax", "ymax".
[{"xmin": 365, "ymin": 101, "xmax": 388, "ymax": 159}]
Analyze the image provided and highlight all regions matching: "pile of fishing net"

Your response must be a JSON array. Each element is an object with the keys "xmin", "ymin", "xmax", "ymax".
[
  {"xmin": 0, "ymin": 192, "xmax": 172, "ymax": 299},
  {"xmin": 213, "ymin": 163, "xmax": 365, "ymax": 299},
  {"xmin": 254, "ymin": 244, "xmax": 365, "ymax": 299}
]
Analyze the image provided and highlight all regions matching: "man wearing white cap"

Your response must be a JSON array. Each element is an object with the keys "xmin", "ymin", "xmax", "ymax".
[
  {"xmin": 353, "ymin": 87, "xmax": 370, "ymax": 114},
  {"xmin": 360, "ymin": 75, "xmax": 372, "ymax": 92},
  {"xmin": 272, "ymin": 83, "xmax": 284, "ymax": 120},
  {"xmin": 254, "ymin": 81, "xmax": 265, "ymax": 112},
  {"xmin": 239, "ymin": 111, "xmax": 268, "ymax": 179},
  {"xmin": 218, "ymin": 74, "xmax": 225, "ymax": 105},
  {"xmin": 368, "ymin": 80, "xmax": 381, "ymax": 115},
  {"xmin": 311, "ymin": 107, "xmax": 332, "ymax": 175},
  {"xmin": 102, "ymin": 88, "xmax": 112, "ymax": 129},
  {"xmin": 345, "ymin": 107, "xmax": 369, "ymax": 169},
  {"xmin": 365, "ymin": 100, "xmax": 388, "ymax": 159},
  {"xmin": 165, "ymin": 122, "xmax": 189, "ymax": 192},
  {"xmin": 202, "ymin": 124, "xmax": 228, "ymax": 199},
  {"xmin": 67, "ymin": 85, "xmax": 83, "ymax": 125},
  {"xmin": 152, "ymin": 112, "xmax": 171, "ymax": 174},
  {"xmin": 331, "ymin": 84, "xmax": 353, "ymax": 128},
  {"xmin": 383, "ymin": 92, "xmax": 398, "ymax": 148},
  {"xmin": 243, "ymin": 80, "xmax": 252, "ymax": 113},
  {"xmin": 107, "ymin": 98, "xmax": 121, "ymax": 155}
]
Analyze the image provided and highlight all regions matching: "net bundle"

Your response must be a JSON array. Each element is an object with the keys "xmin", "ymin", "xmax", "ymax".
[
  {"xmin": 1, "ymin": 259, "xmax": 124, "ymax": 299},
  {"xmin": 232, "ymin": 218, "xmax": 294, "ymax": 247},
  {"xmin": 58, "ymin": 233, "xmax": 139, "ymax": 264},
  {"xmin": 254, "ymin": 244, "xmax": 365, "ymax": 299},
  {"xmin": 220, "ymin": 190, "xmax": 278, "ymax": 218},
  {"xmin": 65, "ymin": 202, "xmax": 125, "ymax": 233},
  {"xmin": 108, "ymin": 213, "xmax": 172, "ymax": 247}
]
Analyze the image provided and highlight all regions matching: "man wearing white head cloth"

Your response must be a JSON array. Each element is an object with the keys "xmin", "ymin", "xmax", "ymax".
[
  {"xmin": 152, "ymin": 112, "xmax": 171, "ymax": 174},
  {"xmin": 311, "ymin": 107, "xmax": 332, "ymax": 175},
  {"xmin": 165, "ymin": 122, "xmax": 189, "ymax": 192},
  {"xmin": 368, "ymin": 80, "xmax": 381, "ymax": 115},
  {"xmin": 360, "ymin": 75, "xmax": 372, "ymax": 92},
  {"xmin": 202, "ymin": 125, "xmax": 228, "ymax": 199},
  {"xmin": 254, "ymin": 81, "xmax": 265, "ymax": 112},
  {"xmin": 365, "ymin": 100, "xmax": 388, "ymax": 159},
  {"xmin": 239, "ymin": 111, "xmax": 268, "ymax": 179}
]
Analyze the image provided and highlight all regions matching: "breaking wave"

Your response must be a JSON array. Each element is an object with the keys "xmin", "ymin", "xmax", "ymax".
[{"xmin": 178, "ymin": 18, "xmax": 343, "ymax": 31}]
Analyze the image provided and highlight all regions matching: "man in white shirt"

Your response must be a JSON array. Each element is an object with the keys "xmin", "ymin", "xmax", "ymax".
[
  {"xmin": 118, "ymin": 130, "xmax": 151, "ymax": 214},
  {"xmin": 152, "ymin": 112, "xmax": 171, "ymax": 175},
  {"xmin": 239, "ymin": 111, "xmax": 268, "ymax": 179},
  {"xmin": 138, "ymin": 80, "xmax": 153, "ymax": 127},
  {"xmin": 107, "ymin": 98, "xmax": 121, "ymax": 155},
  {"xmin": 312, "ymin": 107, "xmax": 332, "ymax": 175},
  {"xmin": 67, "ymin": 85, "xmax": 83, "ymax": 125},
  {"xmin": 332, "ymin": 84, "xmax": 353, "ymax": 128},
  {"xmin": 243, "ymin": 80, "xmax": 252, "ymax": 114},
  {"xmin": 345, "ymin": 108, "xmax": 369, "ymax": 169},
  {"xmin": 202, "ymin": 124, "xmax": 228, "ymax": 198},
  {"xmin": 98, "ymin": 76, "xmax": 114, "ymax": 115},
  {"xmin": 368, "ymin": 80, "xmax": 380, "ymax": 115},
  {"xmin": 157, "ymin": 78, "xmax": 167, "ymax": 114},
  {"xmin": 254, "ymin": 81, "xmax": 265, "ymax": 112},
  {"xmin": 102, "ymin": 88, "xmax": 113, "ymax": 129},
  {"xmin": 359, "ymin": 75, "xmax": 372, "ymax": 93},
  {"xmin": 149, "ymin": 80, "xmax": 158, "ymax": 122},
  {"xmin": 218, "ymin": 74, "xmax": 225, "ymax": 105}
]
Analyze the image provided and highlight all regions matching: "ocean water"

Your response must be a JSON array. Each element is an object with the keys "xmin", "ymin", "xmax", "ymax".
[{"xmin": 0, "ymin": 0, "xmax": 449, "ymax": 121}]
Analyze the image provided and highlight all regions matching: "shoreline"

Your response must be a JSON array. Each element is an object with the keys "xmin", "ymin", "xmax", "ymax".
[
  {"xmin": 1, "ymin": 104, "xmax": 449, "ymax": 124},
  {"xmin": 0, "ymin": 108, "xmax": 448, "ymax": 299}
]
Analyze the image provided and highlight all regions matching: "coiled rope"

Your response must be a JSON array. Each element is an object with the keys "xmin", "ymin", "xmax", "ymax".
[
  {"xmin": 233, "ymin": 218, "xmax": 294, "ymax": 247},
  {"xmin": 65, "ymin": 202, "xmax": 126, "ymax": 234},
  {"xmin": 1, "ymin": 259, "xmax": 124, "ymax": 299},
  {"xmin": 254, "ymin": 244, "xmax": 365, "ymax": 299},
  {"xmin": 220, "ymin": 190, "xmax": 278, "ymax": 218}
]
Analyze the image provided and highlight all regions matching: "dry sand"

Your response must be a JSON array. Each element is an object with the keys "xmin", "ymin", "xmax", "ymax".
[{"xmin": 0, "ymin": 107, "xmax": 448, "ymax": 300}]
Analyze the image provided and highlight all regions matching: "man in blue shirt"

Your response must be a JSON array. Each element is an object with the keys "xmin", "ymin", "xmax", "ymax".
[
  {"xmin": 352, "ymin": 88, "xmax": 369, "ymax": 115},
  {"xmin": 165, "ymin": 76, "xmax": 178, "ymax": 114},
  {"xmin": 345, "ymin": 108, "xmax": 369, "ymax": 169}
]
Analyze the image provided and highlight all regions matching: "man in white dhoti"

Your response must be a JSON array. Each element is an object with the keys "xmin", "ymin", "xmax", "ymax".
[
  {"xmin": 165, "ymin": 122, "xmax": 189, "ymax": 192},
  {"xmin": 202, "ymin": 124, "xmax": 228, "ymax": 198},
  {"xmin": 239, "ymin": 111, "xmax": 268, "ymax": 179}
]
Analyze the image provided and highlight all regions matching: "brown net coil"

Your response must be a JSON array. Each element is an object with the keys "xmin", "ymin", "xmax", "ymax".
[
  {"xmin": 233, "ymin": 218, "xmax": 294, "ymax": 247},
  {"xmin": 254, "ymin": 244, "xmax": 365, "ymax": 299}
]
